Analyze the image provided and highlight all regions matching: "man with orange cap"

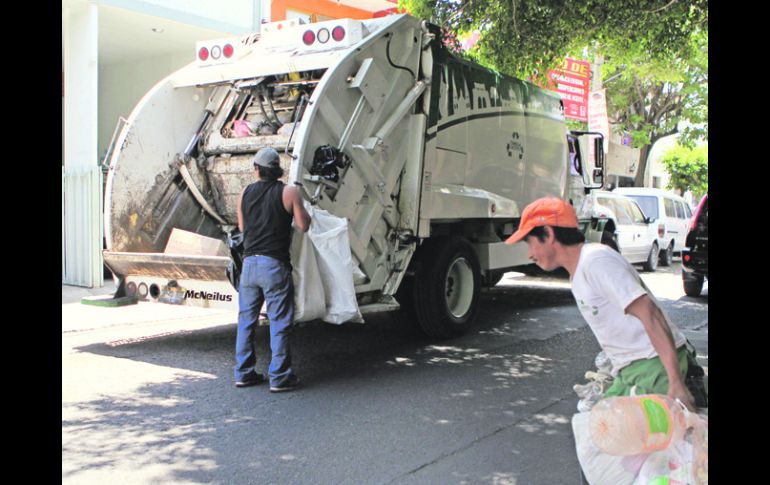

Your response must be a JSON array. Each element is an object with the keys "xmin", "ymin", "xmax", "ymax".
[{"xmin": 505, "ymin": 197, "xmax": 705, "ymax": 410}]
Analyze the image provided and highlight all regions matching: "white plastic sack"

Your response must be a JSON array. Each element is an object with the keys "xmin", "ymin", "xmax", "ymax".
[
  {"xmin": 306, "ymin": 205, "xmax": 363, "ymax": 324},
  {"xmin": 572, "ymin": 412, "xmax": 640, "ymax": 485},
  {"xmin": 350, "ymin": 255, "xmax": 367, "ymax": 285},
  {"xmin": 633, "ymin": 441, "xmax": 694, "ymax": 485},
  {"xmin": 290, "ymin": 228, "xmax": 326, "ymax": 322},
  {"xmin": 633, "ymin": 411, "xmax": 707, "ymax": 485}
]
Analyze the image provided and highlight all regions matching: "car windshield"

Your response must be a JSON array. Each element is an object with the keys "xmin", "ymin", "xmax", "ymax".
[{"xmin": 627, "ymin": 195, "xmax": 658, "ymax": 219}]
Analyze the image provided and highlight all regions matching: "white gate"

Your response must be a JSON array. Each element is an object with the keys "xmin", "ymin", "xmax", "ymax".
[{"xmin": 62, "ymin": 165, "xmax": 104, "ymax": 287}]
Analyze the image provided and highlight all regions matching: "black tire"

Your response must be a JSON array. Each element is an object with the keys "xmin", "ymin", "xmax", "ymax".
[
  {"xmin": 483, "ymin": 269, "xmax": 505, "ymax": 288},
  {"xmin": 413, "ymin": 238, "xmax": 481, "ymax": 339},
  {"xmin": 601, "ymin": 230, "xmax": 619, "ymax": 252},
  {"xmin": 683, "ymin": 271, "xmax": 704, "ymax": 297},
  {"xmin": 659, "ymin": 242, "xmax": 673, "ymax": 266},
  {"xmin": 643, "ymin": 242, "xmax": 659, "ymax": 272},
  {"xmin": 394, "ymin": 274, "xmax": 417, "ymax": 320}
]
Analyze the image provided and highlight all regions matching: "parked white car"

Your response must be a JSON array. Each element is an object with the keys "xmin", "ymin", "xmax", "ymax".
[
  {"xmin": 613, "ymin": 187, "xmax": 693, "ymax": 266},
  {"xmin": 590, "ymin": 191, "xmax": 661, "ymax": 271}
]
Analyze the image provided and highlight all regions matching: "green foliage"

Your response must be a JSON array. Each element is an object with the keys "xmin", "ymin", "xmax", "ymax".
[
  {"xmin": 597, "ymin": 26, "xmax": 707, "ymax": 184},
  {"xmin": 660, "ymin": 144, "xmax": 708, "ymax": 199},
  {"xmin": 566, "ymin": 119, "xmax": 588, "ymax": 132},
  {"xmin": 399, "ymin": 0, "xmax": 708, "ymax": 81}
]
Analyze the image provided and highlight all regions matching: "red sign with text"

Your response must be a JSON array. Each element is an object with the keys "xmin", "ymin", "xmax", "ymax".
[{"xmin": 547, "ymin": 58, "xmax": 591, "ymax": 121}]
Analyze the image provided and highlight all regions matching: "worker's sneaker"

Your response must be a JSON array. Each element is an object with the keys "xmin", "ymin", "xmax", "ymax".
[
  {"xmin": 270, "ymin": 375, "xmax": 301, "ymax": 393},
  {"xmin": 235, "ymin": 373, "xmax": 266, "ymax": 388}
]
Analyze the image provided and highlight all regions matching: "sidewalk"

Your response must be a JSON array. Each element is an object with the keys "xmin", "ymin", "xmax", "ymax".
[
  {"xmin": 62, "ymin": 281, "xmax": 119, "ymax": 305},
  {"xmin": 62, "ymin": 282, "xmax": 238, "ymax": 335}
]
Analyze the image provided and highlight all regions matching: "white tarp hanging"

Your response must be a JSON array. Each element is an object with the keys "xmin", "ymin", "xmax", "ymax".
[{"xmin": 291, "ymin": 203, "xmax": 364, "ymax": 324}]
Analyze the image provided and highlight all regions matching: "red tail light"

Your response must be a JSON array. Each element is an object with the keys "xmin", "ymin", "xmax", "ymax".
[
  {"xmin": 332, "ymin": 26, "xmax": 346, "ymax": 41},
  {"xmin": 198, "ymin": 47, "xmax": 209, "ymax": 61},
  {"xmin": 683, "ymin": 254, "xmax": 691, "ymax": 262},
  {"xmin": 302, "ymin": 30, "xmax": 316, "ymax": 45},
  {"xmin": 223, "ymin": 43, "xmax": 234, "ymax": 58}
]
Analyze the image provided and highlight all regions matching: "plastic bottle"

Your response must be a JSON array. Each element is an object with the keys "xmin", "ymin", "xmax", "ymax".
[
  {"xmin": 589, "ymin": 395, "xmax": 690, "ymax": 456},
  {"xmin": 574, "ymin": 381, "xmax": 604, "ymax": 412},
  {"xmin": 594, "ymin": 351, "xmax": 612, "ymax": 375}
]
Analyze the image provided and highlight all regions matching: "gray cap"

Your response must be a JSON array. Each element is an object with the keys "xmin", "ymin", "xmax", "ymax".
[{"xmin": 253, "ymin": 147, "xmax": 281, "ymax": 168}]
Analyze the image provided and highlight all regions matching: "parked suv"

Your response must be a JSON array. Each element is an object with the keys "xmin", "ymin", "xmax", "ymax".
[
  {"xmin": 613, "ymin": 187, "xmax": 693, "ymax": 266},
  {"xmin": 681, "ymin": 194, "xmax": 708, "ymax": 296},
  {"xmin": 590, "ymin": 191, "xmax": 661, "ymax": 271}
]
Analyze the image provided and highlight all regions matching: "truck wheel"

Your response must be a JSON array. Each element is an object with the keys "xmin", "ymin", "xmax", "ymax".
[
  {"xmin": 683, "ymin": 271, "xmax": 704, "ymax": 297},
  {"xmin": 413, "ymin": 238, "xmax": 481, "ymax": 339},
  {"xmin": 394, "ymin": 274, "xmax": 417, "ymax": 320},
  {"xmin": 643, "ymin": 242, "xmax": 659, "ymax": 272}
]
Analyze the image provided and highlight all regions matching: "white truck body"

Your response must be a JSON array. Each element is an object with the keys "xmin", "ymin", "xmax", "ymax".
[{"xmin": 104, "ymin": 14, "xmax": 604, "ymax": 337}]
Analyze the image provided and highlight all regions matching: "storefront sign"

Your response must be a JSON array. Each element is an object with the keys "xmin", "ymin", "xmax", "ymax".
[{"xmin": 547, "ymin": 58, "xmax": 590, "ymax": 121}]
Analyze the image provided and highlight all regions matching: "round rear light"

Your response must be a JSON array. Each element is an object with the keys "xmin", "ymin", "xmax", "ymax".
[
  {"xmin": 198, "ymin": 47, "xmax": 209, "ymax": 61},
  {"xmin": 223, "ymin": 43, "xmax": 234, "ymax": 58},
  {"xmin": 211, "ymin": 45, "xmax": 222, "ymax": 60},
  {"xmin": 302, "ymin": 30, "xmax": 315, "ymax": 46},
  {"xmin": 332, "ymin": 26, "xmax": 345, "ymax": 41},
  {"xmin": 317, "ymin": 28, "xmax": 330, "ymax": 44}
]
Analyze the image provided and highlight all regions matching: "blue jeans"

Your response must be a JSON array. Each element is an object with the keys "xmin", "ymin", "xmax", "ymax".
[{"xmin": 234, "ymin": 255, "xmax": 295, "ymax": 387}]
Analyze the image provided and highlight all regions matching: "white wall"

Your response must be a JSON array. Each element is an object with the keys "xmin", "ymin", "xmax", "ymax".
[
  {"xmin": 63, "ymin": 1, "xmax": 104, "ymax": 287},
  {"xmin": 98, "ymin": 52, "xmax": 191, "ymax": 158},
  {"xmin": 100, "ymin": 0, "xmax": 258, "ymax": 31},
  {"xmin": 605, "ymin": 129, "xmax": 639, "ymax": 179},
  {"xmin": 64, "ymin": 2, "xmax": 99, "ymax": 169},
  {"xmin": 95, "ymin": 0, "xmax": 263, "ymax": 159}
]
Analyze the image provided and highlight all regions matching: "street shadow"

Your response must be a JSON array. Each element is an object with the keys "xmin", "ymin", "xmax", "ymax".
[
  {"xmin": 72, "ymin": 284, "xmax": 578, "ymax": 376},
  {"xmin": 64, "ymin": 284, "xmax": 596, "ymax": 483}
]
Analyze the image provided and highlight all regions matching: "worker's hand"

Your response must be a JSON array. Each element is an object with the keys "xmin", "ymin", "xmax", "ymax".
[{"xmin": 667, "ymin": 380, "xmax": 696, "ymax": 412}]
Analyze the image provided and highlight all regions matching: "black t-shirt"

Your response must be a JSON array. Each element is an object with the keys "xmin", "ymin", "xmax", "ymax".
[{"xmin": 241, "ymin": 180, "xmax": 292, "ymax": 263}]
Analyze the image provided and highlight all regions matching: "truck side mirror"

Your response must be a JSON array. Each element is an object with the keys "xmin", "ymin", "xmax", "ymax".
[
  {"xmin": 592, "ymin": 168, "xmax": 604, "ymax": 187},
  {"xmin": 594, "ymin": 138, "xmax": 604, "ymax": 169},
  {"xmin": 570, "ymin": 130, "xmax": 605, "ymax": 189},
  {"xmin": 593, "ymin": 138, "xmax": 605, "ymax": 187}
]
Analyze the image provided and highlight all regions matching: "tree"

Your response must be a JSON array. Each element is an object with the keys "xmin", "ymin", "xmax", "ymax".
[
  {"xmin": 659, "ymin": 143, "xmax": 708, "ymax": 199},
  {"xmin": 598, "ymin": 29, "xmax": 707, "ymax": 186},
  {"xmin": 398, "ymin": 1, "xmax": 708, "ymax": 82}
]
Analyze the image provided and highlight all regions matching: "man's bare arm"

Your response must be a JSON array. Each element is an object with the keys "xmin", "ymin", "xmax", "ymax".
[
  {"xmin": 237, "ymin": 189, "xmax": 245, "ymax": 233},
  {"xmin": 626, "ymin": 294, "xmax": 695, "ymax": 411},
  {"xmin": 283, "ymin": 185, "xmax": 311, "ymax": 232}
]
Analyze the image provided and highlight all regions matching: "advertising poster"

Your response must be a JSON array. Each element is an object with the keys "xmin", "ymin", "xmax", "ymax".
[{"xmin": 547, "ymin": 58, "xmax": 591, "ymax": 121}]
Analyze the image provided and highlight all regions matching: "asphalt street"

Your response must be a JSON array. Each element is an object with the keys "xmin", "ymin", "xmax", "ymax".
[{"xmin": 62, "ymin": 260, "xmax": 707, "ymax": 484}]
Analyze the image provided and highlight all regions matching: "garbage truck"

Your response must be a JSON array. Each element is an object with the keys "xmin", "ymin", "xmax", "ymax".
[{"xmin": 103, "ymin": 13, "xmax": 606, "ymax": 338}]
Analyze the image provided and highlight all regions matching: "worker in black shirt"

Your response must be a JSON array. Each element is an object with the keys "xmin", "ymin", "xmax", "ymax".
[{"xmin": 234, "ymin": 147, "xmax": 311, "ymax": 392}]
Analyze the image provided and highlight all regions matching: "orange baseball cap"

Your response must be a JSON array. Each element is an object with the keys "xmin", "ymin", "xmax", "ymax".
[{"xmin": 505, "ymin": 197, "xmax": 578, "ymax": 244}]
